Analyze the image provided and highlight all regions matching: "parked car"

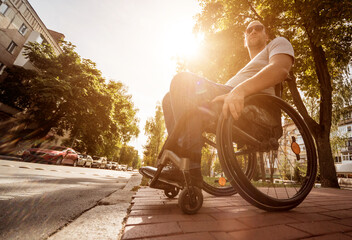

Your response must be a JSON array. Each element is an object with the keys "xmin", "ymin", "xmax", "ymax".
[
  {"xmin": 22, "ymin": 146, "xmax": 78, "ymax": 165},
  {"xmin": 127, "ymin": 167, "xmax": 133, "ymax": 171},
  {"xmin": 111, "ymin": 162, "xmax": 118, "ymax": 170},
  {"xmin": 92, "ymin": 156, "xmax": 108, "ymax": 168},
  {"xmin": 77, "ymin": 154, "xmax": 93, "ymax": 167},
  {"xmin": 100, "ymin": 157, "xmax": 107, "ymax": 169},
  {"xmin": 120, "ymin": 164, "xmax": 128, "ymax": 171},
  {"xmin": 105, "ymin": 161, "xmax": 113, "ymax": 170}
]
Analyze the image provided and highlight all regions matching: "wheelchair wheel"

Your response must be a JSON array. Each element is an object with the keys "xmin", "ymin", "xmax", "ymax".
[
  {"xmin": 164, "ymin": 187, "xmax": 180, "ymax": 198},
  {"xmin": 217, "ymin": 94, "xmax": 317, "ymax": 211},
  {"xmin": 178, "ymin": 187, "xmax": 203, "ymax": 214}
]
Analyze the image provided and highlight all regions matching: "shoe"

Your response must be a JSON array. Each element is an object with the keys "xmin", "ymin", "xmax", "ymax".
[
  {"xmin": 139, "ymin": 165, "xmax": 184, "ymax": 186},
  {"xmin": 139, "ymin": 166, "xmax": 203, "ymax": 188}
]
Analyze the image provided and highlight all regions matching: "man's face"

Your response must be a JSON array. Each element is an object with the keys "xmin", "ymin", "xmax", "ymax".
[{"xmin": 244, "ymin": 22, "xmax": 268, "ymax": 49}]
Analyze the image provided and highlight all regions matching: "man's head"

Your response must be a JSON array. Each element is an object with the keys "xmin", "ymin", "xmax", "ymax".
[{"xmin": 244, "ymin": 21, "xmax": 268, "ymax": 50}]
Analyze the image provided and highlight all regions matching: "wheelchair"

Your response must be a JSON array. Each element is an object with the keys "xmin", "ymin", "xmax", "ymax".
[{"xmin": 140, "ymin": 93, "xmax": 317, "ymax": 214}]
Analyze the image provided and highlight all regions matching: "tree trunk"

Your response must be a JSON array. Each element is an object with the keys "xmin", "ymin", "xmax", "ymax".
[
  {"xmin": 316, "ymin": 134, "xmax": 340, "ymax": 188},
  {"xmin": 259, "ymin": 152, "xmax": 266, "ymax": 182},
  {"xmin": 287, "ymin": 23, "xmax": 340, "ymax": 188}
]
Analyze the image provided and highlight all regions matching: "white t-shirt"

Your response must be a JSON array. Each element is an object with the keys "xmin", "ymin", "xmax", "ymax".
[{"xmin": 225, "ymin": 37, "xmax": 294, "ymax": 95}]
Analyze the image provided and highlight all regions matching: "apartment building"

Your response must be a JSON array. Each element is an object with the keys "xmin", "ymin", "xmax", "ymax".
[
  {"xmin": 335, "ymin": 107, "xmax": 352, "ymax": 178},
  {"xmin": 0, "ymin": 0, "xmax": 64, "ymax": 119},
  {"xmin": 0, "ymin": 0, "xmax": 63, "ymax": 76}
]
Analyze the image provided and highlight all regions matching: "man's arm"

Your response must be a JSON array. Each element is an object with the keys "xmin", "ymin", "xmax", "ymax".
[{"xmin": 213, "ymin": 53, "xmax": 293, "ymax": 119}]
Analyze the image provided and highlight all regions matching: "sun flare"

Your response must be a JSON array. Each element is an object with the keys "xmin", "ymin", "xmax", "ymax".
[{"xmin": 163, "ymin": 20, "xmax": 203, "ymax": 60}]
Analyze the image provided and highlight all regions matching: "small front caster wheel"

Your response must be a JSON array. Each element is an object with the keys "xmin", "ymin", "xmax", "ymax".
[
  {"xmin": 164, "ymin": 187, "xmax": 180, "ymax": 198},
  {"xmin": 178, "ymin": 187, "xmax": 203, "ymax": 214}
]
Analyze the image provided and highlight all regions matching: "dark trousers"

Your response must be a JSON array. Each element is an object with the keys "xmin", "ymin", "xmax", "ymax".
[{"xmin": 161, "ymin": 72, "xmax": 232, "ymax": 169}]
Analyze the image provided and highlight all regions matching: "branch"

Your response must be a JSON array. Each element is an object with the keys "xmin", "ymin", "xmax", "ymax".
[
  {"xmin": 246, "ymin": 0, "xmax": 264, "ymax": 22},
  {"xmin": 286, "ymin": 75, "xmax": 319, "ymax": 138}
]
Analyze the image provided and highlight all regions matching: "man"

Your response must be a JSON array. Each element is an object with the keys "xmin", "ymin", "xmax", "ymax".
[{"xmin": 140, "ymin": 21, "xmax": 294, "ymax": 188}]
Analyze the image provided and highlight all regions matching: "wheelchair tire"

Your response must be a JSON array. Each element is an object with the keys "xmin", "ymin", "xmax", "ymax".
[
  {"xmin": 217, "ymin": 94, "xmax": 317, "ymax": 211},
  {"xmin": 202, "ymin": 181, "xmax": 237, "ymax": 196},
  {"xmin": 164, "ymin": 187, "xmax": 180, "ymax": 198},
  {"xmin": 178, "ymin": 187, "xmax": 203, "ymax": 215}
]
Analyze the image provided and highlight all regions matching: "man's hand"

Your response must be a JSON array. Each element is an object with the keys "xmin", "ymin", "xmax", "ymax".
[{"xmin": 212, "ymin": 88, "xmax": 245, "ymax": 120}]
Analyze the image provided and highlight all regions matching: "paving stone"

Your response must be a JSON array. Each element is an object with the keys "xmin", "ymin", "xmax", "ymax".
[
  {"xmin": 145, "ymin": 232, "xmax": 216, "ymax": 240},
  {"xmin": 210, "ymin": 232, "xmax": 236, "ymax": 240},
  {"xmin": 228, "ymin": 225, "xmax": 310, "ymax": 240},
  {"xmin": 121, "ymin": 188, "xmax": 352, "ymax": 239},
  {"xmin": 288, "ymin": 221, "xmax": 352, "ymax": 235},
  {"xmin": 282, "ymin": 212, "xmax": 336, "ymax": 222},
  {"xmin": 333, "ymin": 218, "xmax": 352, "ymax": 227},
  {"xmin": 122, "ymin": 222, "xmax": 182, "ymax": 239},
  {"xmin": 129, "ymin": 208, "xmax": 172, "ymax": 216},
  {"xmin": 126, "ymin": 214, "xmax": 192, "ymax": 225},
  {"xmin": 303, "ymin": 233, "xmax": 352, "ymax": 240},
  {"xmin": 212, "ymin": 210, "xmax": 253, "ymax": 220},
  {"xmin": 292, "ymin": 206, "xmax": 331, "ymax": 214},
  {"xmin": 322, "ymin": 210, "xmax": 352, "ymax": 219},
  {"xmin": 179, "ymin": 219, "xmax": 248, "ymax": 233},
  {"xmin": 319, "ymin": 204, "xmax": 352, "ymax": 211},
  {"xmin": 236, "ymin": 212, "xmax": 299, "ymax": 228},
  {"xmin": 131, "ymin": 204, "xmax": 175, "ymax": 210},
  {"xmin": 213, "ymin": 207, "xmax": 258, "ymax": 218}
]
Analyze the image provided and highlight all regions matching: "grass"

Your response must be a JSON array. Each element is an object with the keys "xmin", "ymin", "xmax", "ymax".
[{"xmin": 203, "ymin": 176, "xmax": 232, "ymax": 187}]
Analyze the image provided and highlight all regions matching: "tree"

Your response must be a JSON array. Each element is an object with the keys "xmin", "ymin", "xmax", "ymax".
[
  {"xmin": 119, "ymin": 144, "xmax": 139, "ymax": 167},
  {"xmin": 180, "ymin": 0, "xmax": 351, "ymax": 187},
  {"xmin": 0, "ymin": 41, "xmax": 139, "ymax": 157},
  {"xmin": 143, "ymin": 104, "xmax": 166, "ymax": 166}
]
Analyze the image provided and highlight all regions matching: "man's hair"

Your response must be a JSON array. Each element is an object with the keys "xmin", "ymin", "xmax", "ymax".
[{"xmin": 246, "ymin": 20, "xmax": 265, "ymax": 29}]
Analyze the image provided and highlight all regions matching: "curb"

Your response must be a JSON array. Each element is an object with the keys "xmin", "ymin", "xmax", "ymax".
[
  {"xmin": 48, "ymin": 172, "xmax": 143, "ymax": 240},
  {"xmin": 0, "ymin": 155, "xmax": 22, "ymax": 161}
]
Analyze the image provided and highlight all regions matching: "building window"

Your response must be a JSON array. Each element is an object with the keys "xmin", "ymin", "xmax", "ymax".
[
  {"xmin": 335, "ymin": 156, "xmax": 342, "ymax": 163},
  {"xmin": 19, "ymin": 23, "xmax": 27, "ymax": 35},
  {"xmin": 0, "ymin": 2, "xmax": 9, "ymax": 15},
  {"xmin": 0, "ymin": 62, "xmax": 6, "ymax": 75},
  {"xmin": 348, "ymin": 126, "xmax": 351, "ymax": 132},
  {"xmin": 7, "ymin": 41, "xmax": 17, "ymax": 54}
]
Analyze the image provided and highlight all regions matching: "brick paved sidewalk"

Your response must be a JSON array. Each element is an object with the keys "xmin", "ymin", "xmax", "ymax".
[{"xmin": 121, "ymin": 186, "xmax": 352, "ymax": 240}]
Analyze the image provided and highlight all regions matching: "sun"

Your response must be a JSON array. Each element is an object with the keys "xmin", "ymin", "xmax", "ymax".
[{"xmin": 162, "ymin": 19, "xmax": 203, "ymax": 60}]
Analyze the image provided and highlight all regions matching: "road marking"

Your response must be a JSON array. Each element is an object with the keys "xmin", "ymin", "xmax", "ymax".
[
  {"xmin": 1, "ymin": 164, "xmax": 15, "ymax": 167},
  {"xmin": 35, "ymin": 168, "xmax": 44, "ymax": 170},
  {"xmin": 0, "ymin": 196, "xmax": 14, "ymax": 200},
  {"xmin": 19, "ymin": 166, "xmax": 31, "ymax": 169}
]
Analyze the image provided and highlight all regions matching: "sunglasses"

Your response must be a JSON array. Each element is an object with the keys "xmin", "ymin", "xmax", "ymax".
[{"xmin": 246, "ymin": 25, "xmax": 264, "ymax": 34}]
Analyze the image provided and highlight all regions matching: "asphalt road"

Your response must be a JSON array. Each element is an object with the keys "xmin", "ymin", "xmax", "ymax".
[{"xmin": 0, "ymin": 159, "xmax": 137, "ymax": 240}]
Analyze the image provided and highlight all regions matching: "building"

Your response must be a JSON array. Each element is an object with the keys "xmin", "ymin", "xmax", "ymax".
[
  {"xmin": 334, "ymin": 107, "xmax": 352, "ymax": 178},
  {"xmin": 0, "ymin": 0, "xmax": 64, "ymax": 118}
]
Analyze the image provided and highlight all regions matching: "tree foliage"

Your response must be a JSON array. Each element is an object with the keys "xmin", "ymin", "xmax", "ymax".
[
  {"xmin": 142, "ymin": 104, "xmax": 166, "ymax": 166},
  {"xmin": 0, "ymin": 41, "xmax": 139, "ymax": 157},
  {"xmin": 119, "ymin": 144, "xmax": 140, "ymax": 168},
  {"xmin": 180, "ymin": 0, "xmax": 352, "ymax": 187}
]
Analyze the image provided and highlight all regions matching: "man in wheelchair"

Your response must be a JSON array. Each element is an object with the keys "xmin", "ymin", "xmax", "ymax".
[{"xmin": 140, "ymin": 20, "xmax": 294, "ymax": 189}]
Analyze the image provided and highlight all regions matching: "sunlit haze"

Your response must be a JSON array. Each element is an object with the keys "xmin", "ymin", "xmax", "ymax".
[{"xmin": 28, "ymin": 0, "xmax": 201, "ymax": 156}]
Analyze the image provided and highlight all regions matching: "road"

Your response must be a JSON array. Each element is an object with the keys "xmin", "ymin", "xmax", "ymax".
[{"xmin": 0, "ymin": 159, "xmax": 138, "ymax": 240}]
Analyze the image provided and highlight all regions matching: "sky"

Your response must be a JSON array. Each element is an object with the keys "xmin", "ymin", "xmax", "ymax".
[{"xmin": 28, "ymin": 0, "xmax": 202, "ymax": 155}]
